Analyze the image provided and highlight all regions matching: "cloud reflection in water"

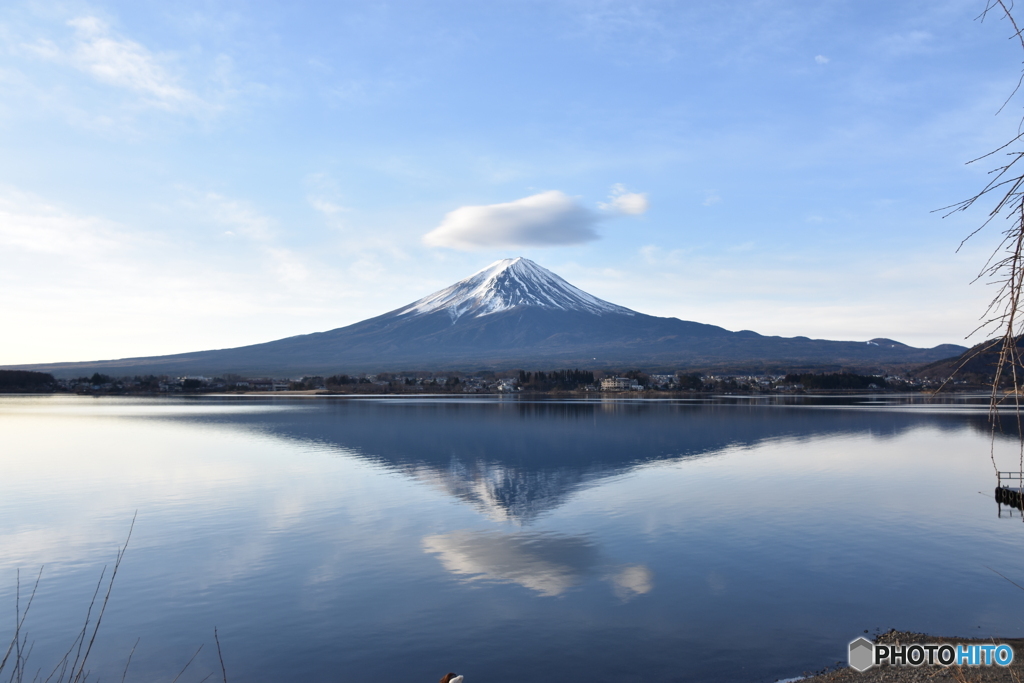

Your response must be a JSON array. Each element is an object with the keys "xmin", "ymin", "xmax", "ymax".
[{"xmin": 423, "ymin": 530, "xmax": 652, "ymax": 599}]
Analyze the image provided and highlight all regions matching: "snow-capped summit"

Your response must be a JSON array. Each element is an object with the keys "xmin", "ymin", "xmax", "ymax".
[{"xmin": 397, "ymin": 257, "xmax": 635, "ymax": 322}]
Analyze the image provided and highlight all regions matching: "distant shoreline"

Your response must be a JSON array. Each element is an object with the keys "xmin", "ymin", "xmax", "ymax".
[
  {"xmin": 0, "ymin": 367, "xmax": 997, "ymax": 396},
  {"xmin": 0, "ymin": 387, "xmax": 999, "ymax": 397}
]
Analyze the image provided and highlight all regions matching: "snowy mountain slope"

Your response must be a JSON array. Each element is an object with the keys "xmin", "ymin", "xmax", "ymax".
[{"xmin": 397, "ymin": 258, "xmax": 634, "ymax": 321}]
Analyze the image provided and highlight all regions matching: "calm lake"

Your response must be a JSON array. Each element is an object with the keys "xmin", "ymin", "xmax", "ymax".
[{"xmin": 2, "ymin": 394, "xmax": 1023, "ymax": 683}]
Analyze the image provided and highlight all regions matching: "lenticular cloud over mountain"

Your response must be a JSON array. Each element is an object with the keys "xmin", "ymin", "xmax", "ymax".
[{"xmin": 422, "ymin": 191, "xmax": 600, "ymax": 250}]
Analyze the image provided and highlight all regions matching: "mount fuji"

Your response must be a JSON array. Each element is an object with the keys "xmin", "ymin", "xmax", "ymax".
[
  {"xmin": 13, "ymin": 257, "xmax": 966, "ymax": 377},
  {"xmin": 395, "ymin": 257, "xmax": 634, "ymax": 320}
]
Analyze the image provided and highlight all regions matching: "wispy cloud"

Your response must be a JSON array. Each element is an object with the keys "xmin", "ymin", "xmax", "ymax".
[
  {"xmin": 264, "ymin": 246, "xmax": 310, "ymax": 283},
  {"xmin": 183, "ymin": 190, "xmax": 274, "ymax": 241},
  {"xmin": 309, "ymin": 197, "xmax": 350, "ymax": 234},
  {"xmin": 814, "ymin": 54, "xmax": 830, "ymax": 64},
  {"xmin": 879, "ymin": 30, "xmax": 933, "ymax": 57},
  {"xmin": 309, "ymin": 198, "xmax": 348, "ymax": 217},
  {"xmin": 639, "ymin": 244, "xmax": 690, "ymax": 266},
  {"xmin": 598, "ymin": 183, "xmax": 648, "ymax": 215},
  {"xmin": 423, "ymin": 190, "xmax": 600, "ymax": 250},
  {"xmin": 66, "ymin": 17, "xmax": 198, "ymax": 108},
  {"xmin": 16, "ymin": 15, "xmax": 225, "ymax": 117},
  {"xmin": 305, "ymin": 173, "xmax": 351, "ymax": 230},
  {"xmin": 572, "ymin": 1, "xmax": 679, "ymax": 61},
  {"xmin": 181, "ymin": 190, "xmax": 315, "ymax": 283},
  {"xmin": 0, "ymin": 187, "xmax": 139, "ymax": 258}
]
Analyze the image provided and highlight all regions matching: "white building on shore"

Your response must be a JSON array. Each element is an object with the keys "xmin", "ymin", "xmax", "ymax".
[{"xmin": 600, "ymin": 377, "xmax": 642, "ymax": 391}]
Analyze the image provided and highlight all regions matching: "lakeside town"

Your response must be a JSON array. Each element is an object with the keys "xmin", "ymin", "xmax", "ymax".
[{"xmin": 0, "ymin": 368, "xmax": 978, "ymax": 395}]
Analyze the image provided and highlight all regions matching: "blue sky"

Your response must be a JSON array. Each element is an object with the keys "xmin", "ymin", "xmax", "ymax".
[{"xmin": 1, "ymin": 0, "xmax": 1020, "ymax": 364}]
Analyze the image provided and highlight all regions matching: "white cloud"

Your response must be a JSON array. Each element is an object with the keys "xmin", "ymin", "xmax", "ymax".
[
  {"xmin": 598, "ymin": 183, "xmax": 649, "ymax": 215},
  {"xmin": 423, "ymin": 530, "xmax": 590, "ymax": 596},
  {"xmin": 423, "ymin": 190, "xmax": 599, "ymax": 250},
  {"xmin": 0, "ymin": 189, "xmax": 132, "ymax": 257},
  {"xmin": 702, "ymin": 191, "xmax": 721, "ymax": 206},
  {"xmin": 814, "ymin": 54, "xmax": 830, "ymax": 64},
  {"xmin": 309, "ymin": 198, "xmax": 348, "ymax": 217},
  {"xmin": 611, "ymin": 564, "xmax": 653, "ymax": 600},
  {"xmin": 21, "ymin": 15, "xmax": 205, "ymax": 113},
  {"xmin": 70, "ymin": 17, "xmax": 195, "ymax": 105},
  {"xmin": 422, "ymin": 529, "xmax": 652, "ymax": 600}
]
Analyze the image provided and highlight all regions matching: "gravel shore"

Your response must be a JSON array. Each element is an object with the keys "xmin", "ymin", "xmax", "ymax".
[{"xmin": 793, "ymin": 631, "xmax": 1024, "ymax": 683}]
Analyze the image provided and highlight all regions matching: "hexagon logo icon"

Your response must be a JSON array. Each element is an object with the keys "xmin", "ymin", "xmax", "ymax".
[{"xmin": 849, "ymin": 637, "xmax": 875, "ymax": 672}]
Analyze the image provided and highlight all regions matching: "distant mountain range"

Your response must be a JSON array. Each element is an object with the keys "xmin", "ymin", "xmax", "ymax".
[
  {"xmin": 9, "ymin": 257, "xmax": 967, "ymax": 377},
  {"xmin": 915, "ymin": 338, "xmax": 1011, "ymax": 380}
]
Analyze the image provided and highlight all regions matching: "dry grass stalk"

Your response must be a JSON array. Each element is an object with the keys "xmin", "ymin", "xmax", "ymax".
[
  {"xmin": 213, "ymin": 628, "xmax": 227, "ymax": 683},
  {"xmin": 0, "ymin": 513, "xmax": 228, "ymax": 683}
]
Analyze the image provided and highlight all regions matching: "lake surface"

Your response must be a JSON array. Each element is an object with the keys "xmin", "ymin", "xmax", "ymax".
[{"xmin": 2, "ymin": 394, "xmax": 1024, "ymax": 683}]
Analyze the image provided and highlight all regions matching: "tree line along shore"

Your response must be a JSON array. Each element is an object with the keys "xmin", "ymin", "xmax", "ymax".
[{"xmin": 0, "ymin": 368, "xmax": 987, "ymax": 395}]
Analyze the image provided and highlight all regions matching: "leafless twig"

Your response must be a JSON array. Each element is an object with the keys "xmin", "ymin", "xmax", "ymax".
[
  {"xmin": 118, "ymin": 639, "xmax": 138, "ymax": 683},
  {"xmin": 1, "ymin": 568, "xmax": 43, "ymax": 683},
  {"xmin": 947, "ymin": 1, "xmax": 1024, "ymax": 483},
  {"xmin": 213, "ymin": 628, "xmax": 227, "ymax": 683},
  {"xmin": 71, "ymin": 512, "xmax": 135, "ymax": 683},
  {"xmin": 169, "ymin": 645, "xmax": 203, "ymax": 683}
]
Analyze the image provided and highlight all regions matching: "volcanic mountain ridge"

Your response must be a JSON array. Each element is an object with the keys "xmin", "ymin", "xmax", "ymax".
[{"xmin": 9, "ymin": 257, "xmax": 967, "ymax": 377}]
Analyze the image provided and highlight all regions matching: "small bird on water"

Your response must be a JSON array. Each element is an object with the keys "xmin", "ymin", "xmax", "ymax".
[{"xmin": 439, "ymin": 674, "xmax": 463, "ymax": 683}]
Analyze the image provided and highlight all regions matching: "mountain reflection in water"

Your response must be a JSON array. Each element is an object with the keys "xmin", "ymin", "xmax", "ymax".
[
  {"xmin": 181, "ymin": 397, "xmax": 1000, "ymax": 523},
  {"xmin": 2, "ymin": 394, "xmax": 1022, "ymax": 683}
]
